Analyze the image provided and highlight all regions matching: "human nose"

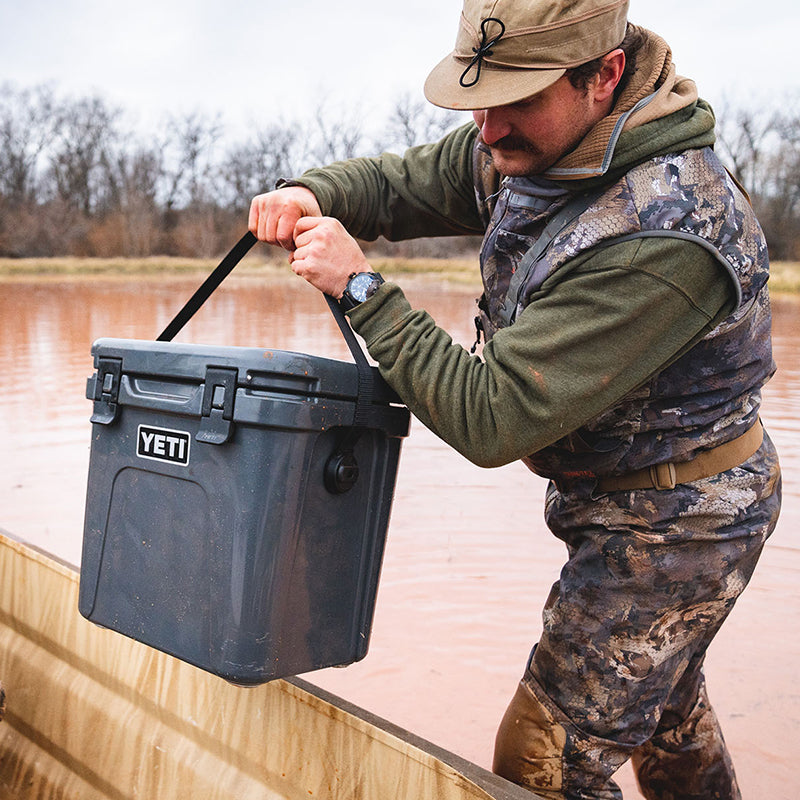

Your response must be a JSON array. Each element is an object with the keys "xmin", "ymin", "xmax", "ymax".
[{"xmin": 473, "ymin": 107, "xmax": 512, "ymax": 145}]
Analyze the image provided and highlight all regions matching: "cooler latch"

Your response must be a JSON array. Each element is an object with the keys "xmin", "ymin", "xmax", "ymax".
[
  {"xmin": 198, "ymin": 367, "xmax": 238, "ymax": 445},
  {"xmin": 89, "ymin": 357, "xmax": 123, "ymax": 425}
]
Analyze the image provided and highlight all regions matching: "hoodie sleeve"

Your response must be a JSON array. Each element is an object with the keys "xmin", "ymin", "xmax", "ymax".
[
  {"xmin": 295, "ymin": 123, "xmax": 484, "ymax": 241},
  {"xmin": 347, "ymin": 235, "xmax": 735, "ymax": 468}
]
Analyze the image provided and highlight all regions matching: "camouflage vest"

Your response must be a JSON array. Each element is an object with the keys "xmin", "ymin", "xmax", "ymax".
[{"xmin": 474, "ymin": 143, "xmax": 775, "ymax": 480}]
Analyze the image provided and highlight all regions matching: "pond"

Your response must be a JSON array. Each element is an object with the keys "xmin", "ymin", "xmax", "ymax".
[{"xmin": 1, "ymin": 272, "xmax": 797, "ymax": 799}]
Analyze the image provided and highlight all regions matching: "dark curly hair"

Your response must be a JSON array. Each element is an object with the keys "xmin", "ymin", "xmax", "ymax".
[{"xmin": 567, "ymin": 24, "xmax": 648, "ymax": 98}]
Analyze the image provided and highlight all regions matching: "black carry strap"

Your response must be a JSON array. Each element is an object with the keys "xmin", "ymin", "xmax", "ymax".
[
  {"xmin": 157, "ymin": 231, "xmax": 259, "ymax": 342},
  {"xmin": 156, "ymin": 232, "xmax": 377, "ymax": 431},
  {"xmin": 322, "ymin": 293, "xmax": 374, "ymax": 427}
]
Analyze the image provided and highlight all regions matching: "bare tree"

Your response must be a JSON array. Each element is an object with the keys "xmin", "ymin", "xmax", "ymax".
[
  {"xmin": 161, "ymin": 112, "xmax": 224, "ymax": 211},
  {"xmin": 105, "ymin": 144, "xmax": 164, "ymax": 256},
  {"xmin": 715, "ymin": 98, "xmax": 777, "ymax": 199},
  {"xmin": 5, "ymin": 82, "xmax": 797, "ymax": 260},
  {"xmin": 44, "ymin": 94, "xmax": 122, "ymax": 216},
  {"xmin": 379, "ymin": 91, "xmax": 462, "ymax": 152},
  {"xmin": 309, "ymin": 102, "xmax": 363, "ymax": 164},
  {"xmin": 219, "ymin": 120, "xmax": 308, "ymax": 214},
  {"xmin": 0, "ymin": 84, "xmax": 60, "ymax": 255},
  {"xmin": 759, "ymin": 100, "xmax": 800, "ymax": 259},
  {"xmin": 0, "ymin": 83, "xmax": 57, "ymax": 207}
]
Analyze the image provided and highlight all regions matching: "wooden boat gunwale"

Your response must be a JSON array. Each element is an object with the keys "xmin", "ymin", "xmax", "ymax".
[{"xmin": 0, "ymin": 529, "xmax": 535, "ymax": 799}]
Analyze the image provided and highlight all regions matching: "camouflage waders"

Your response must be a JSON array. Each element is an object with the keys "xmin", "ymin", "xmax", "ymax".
[
  {"xmin": 493, "ymin": 432, "xmax": 781, "ymax": 798},
  {"xmin": 475, "ymin": 144, "xmax": 781, "ymax": 797}
]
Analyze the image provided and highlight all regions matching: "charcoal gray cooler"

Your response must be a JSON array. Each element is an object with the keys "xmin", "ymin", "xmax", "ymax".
[{"xmin": 78, "ymin": 235, "xmax": 410, "ymax": 685}]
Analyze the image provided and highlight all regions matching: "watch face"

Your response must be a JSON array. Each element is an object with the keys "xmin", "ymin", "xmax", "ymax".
[{"xmin": 349, "ymin": 272, "xmax": 377, "ymax": 302}]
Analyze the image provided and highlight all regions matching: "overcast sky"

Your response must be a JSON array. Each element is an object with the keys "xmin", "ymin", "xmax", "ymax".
[{"xmin": 1, "ymin": 0, "xmax": 796, "ymax": 140}]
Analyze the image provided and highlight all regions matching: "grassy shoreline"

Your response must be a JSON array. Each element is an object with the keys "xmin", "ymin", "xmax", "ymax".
[
  {"xmin": 0, "ymin": 255, "xmax": 483, "ymax": 286},
  {"xmin": 2, "ymin": 256, "xmax": 799, "ymax": 293}
]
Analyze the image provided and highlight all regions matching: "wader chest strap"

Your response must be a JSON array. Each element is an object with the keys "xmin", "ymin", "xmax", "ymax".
[{"xmin": 497, "ymin": 187, "xmax": 604, "ymax": 327}]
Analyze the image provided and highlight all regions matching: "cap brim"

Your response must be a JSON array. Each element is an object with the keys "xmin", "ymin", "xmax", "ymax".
[{"xmin": 424, "ymin": 52, "xmax": 567, "ymax": 110}]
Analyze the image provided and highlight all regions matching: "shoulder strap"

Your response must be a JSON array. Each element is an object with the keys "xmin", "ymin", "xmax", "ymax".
[{"xmin": 497, "ymin": 187, "xmax": 606, "ymax": 327}]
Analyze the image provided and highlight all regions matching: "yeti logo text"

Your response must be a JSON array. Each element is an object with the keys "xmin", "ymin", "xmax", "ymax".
[{"xmin": 137, "ymin": 425, "xmax": 191, "ymax": 466}]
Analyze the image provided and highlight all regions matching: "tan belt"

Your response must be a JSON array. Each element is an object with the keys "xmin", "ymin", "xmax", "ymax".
[{"xmin": 596, "ymin": 420, "xmax": 764, "ymax": 492}]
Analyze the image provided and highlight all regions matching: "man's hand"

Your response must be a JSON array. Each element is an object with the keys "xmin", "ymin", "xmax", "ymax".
[
  {"xmin": 290, "ymin": 217, "xmax": 371, "ymax": 299},
  {"xmin": 248, "ymin": 186, "xmax": 372, "ymax": 298},
  {"xmin": 248, "ymin": 186, "xmax": 322, "ymax": 250}
]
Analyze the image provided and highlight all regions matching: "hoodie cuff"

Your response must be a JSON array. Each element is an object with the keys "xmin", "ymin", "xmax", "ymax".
[{"xmin": 346, "ymin": 282, "xmax": 414, "ymax": 349}]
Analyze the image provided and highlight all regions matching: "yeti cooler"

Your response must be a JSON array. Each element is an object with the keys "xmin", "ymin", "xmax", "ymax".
[{"xmin": 78, "ymin": 233, "xmax": 410, "ymax": 684}]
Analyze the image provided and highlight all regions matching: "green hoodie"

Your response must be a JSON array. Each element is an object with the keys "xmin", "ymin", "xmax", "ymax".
[{"xmin": 295, "ymin": 91, "xmax": 734, "ymax": 469}]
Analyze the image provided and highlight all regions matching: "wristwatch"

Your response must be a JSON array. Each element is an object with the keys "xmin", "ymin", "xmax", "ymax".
[{"xmin": 339, "ymin": 272, "xmax": 384, "ymax": 310}]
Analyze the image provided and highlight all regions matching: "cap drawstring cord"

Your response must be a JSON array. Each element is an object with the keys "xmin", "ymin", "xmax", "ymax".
[{"xmin": 459, "ymin": 17, "xmax": 505, "ymax": 88}]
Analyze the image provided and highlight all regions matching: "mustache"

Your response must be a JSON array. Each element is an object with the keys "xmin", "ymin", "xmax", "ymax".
[{"xmin": 491, "ymin": 135, "xmax": 539, "ymax": 154}]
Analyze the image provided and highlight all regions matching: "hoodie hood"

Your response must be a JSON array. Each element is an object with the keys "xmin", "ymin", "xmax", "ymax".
[{"xmin": 542, "ymin": 26, "xmax": 716, "ymax": 186}]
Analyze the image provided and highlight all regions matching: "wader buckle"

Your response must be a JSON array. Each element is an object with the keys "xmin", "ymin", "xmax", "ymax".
[{"xmin": 648, "ymin": 462, "xmax": 677, "ymax": 491}]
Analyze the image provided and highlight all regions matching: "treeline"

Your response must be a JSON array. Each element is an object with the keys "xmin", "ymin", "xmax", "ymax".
[
  {"xmin": 0, "ymin": 84, "xmax": 463, "ymax": 259},
  {"xmin": 714, "ymin": 97, "xmax": 800, "ymax": 260},
  {"xmin": 1, "ymin": 83, "xmax": 799, "ymax": 260}
]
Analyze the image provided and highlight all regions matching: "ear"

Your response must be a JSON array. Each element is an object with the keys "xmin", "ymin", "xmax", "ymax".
[{"xmin": 592, "ymin": 49, "xmax": 626, "ymax": 103}]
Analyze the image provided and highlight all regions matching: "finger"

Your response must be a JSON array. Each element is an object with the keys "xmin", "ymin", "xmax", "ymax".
[
  {"xmin": 274, "ymin": 208, "xmax": 302, "ymax": 250},
  {"xmin": 250, "ymin": 196, "xmax": 280, "ymax": 245},
  {"xmin": 248, "ymin": 198, "xmax": 259, "ymax": 234},
  {"xmin": 249, "ymin": 195, "xmax": 270, "ymax": 239},
  {"xmin": 261, "ymin": 206, "xmax": 279, "ymax": 246},
  {"xmin": 249, "ymin": 193, "xmax": 307, "ymax": 249},
  {"xmin": 293, "ymin": 215, "xmax": 324, "ymax": 239}
]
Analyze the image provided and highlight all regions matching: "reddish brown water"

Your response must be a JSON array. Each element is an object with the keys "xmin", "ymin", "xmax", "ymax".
[{"xmin": 1, "ymin": 274, "xmax": 798, "ymax": 798}]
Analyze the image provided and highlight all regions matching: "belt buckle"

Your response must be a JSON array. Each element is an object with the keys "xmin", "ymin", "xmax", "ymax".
[{"xmin": 648, "ymin": 462, "xmax": 677, "ymax": 490}]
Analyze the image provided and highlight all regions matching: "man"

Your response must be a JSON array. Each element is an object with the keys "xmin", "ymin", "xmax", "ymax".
[{"xmin": 249, "ymin": 1, "xmax": 781, "ymax": 797}]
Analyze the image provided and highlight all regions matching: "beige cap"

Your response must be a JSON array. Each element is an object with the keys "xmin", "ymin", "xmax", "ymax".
[{"xmin": 424, "ymin": 0, "xmax": 630, "ymax": 110}]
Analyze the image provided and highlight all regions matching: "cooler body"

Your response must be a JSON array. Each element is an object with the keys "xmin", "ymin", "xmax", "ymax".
[{"xmin": 79, "ymin": 338, "xmax": 409, "ymax": 685}]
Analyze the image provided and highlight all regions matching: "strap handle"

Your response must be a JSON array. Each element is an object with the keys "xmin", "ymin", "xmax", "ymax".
[
  {"xmin": 157, "ymin": 232, "xmax": 259, "ymax": 342},
  {"xmin": 322, "ymin": 293, "xmax": 374, "ymax": 428},
  {"xmin": 156, "ymin": 231, "xmax": 376, "ymax": 428}
]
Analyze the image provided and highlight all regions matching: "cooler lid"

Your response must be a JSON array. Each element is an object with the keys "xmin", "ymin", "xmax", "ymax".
[{"xmin": 90, "ymin": 338, "xmax": 398, "ymax": 404}]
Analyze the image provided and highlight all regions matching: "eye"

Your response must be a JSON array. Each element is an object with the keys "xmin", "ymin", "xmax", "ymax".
[{"xmin": 512, "ymin": 95, "xmax": 540, "ymax": 111}]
